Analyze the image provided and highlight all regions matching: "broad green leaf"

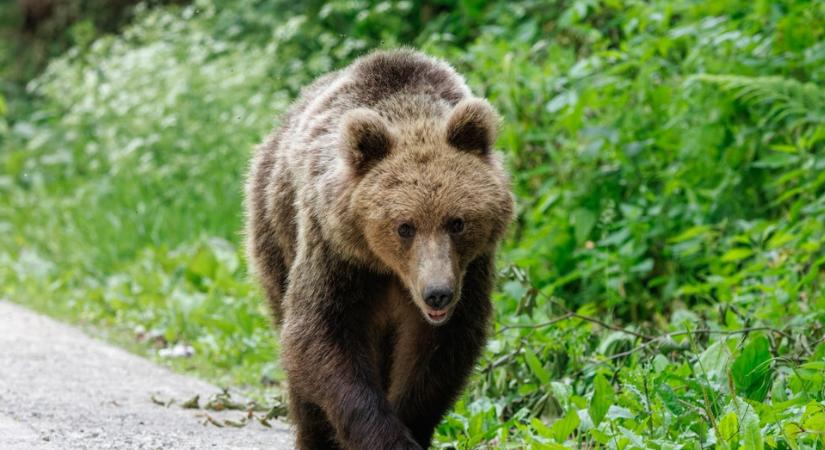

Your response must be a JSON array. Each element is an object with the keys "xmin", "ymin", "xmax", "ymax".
[
  {"xmin": 657, "ymin": 383, "xmax": 685, "ymax": 415},
  {"xmin": 551, "ymin": 409, "xmax": 580, "ymax": 442},
  {"xmin": 721, "ymin": 247, "xmax": 753, "ymax": 262},
  {"xmin": 188, "ymin": 244, "xmax": 217, "ymax": 279},
  {"xmin": 695, "ymin": 340, "xmax": 732, "ymax": 380},
  {"xmin": 717, "ymin": 411, "xmax": 738, "ymax": 442},
  {"xmin": 501, "ymin": 280, "xmax": 528, "ymax": 301},
  {"xmin": 766, "ymin": 231, "xmax": 794, "ymax": 249},
  {"xmin": 734, "ymin": 398, "xmax": 763, "ymax": 450},
  {"xmin": 524, "ymin": 351, "xmax": 550, "ymax": 385},
  {"xmin": 571, "ymin": 208, "xmax": 596, "ymax": 245},
  {"xmin": 769, "ymin": 144, "xmax": 798, "ymax": 153},
  {"xmin": 770, "ymin": 376, "xmax": 787, "ymax": 403},
  {"xmin": 753, "ymin": 153, "xmax": 799, "ymax": 168},
  {"xmin": 732, "ymin": 335, "xmax": 772, "ymax": 401},
  {"xmin": 534, "ymin": 442, "xmax": 571, "ymax": 450},
  {"xmin": 468, "ymin": 410, "xmax": 484, "ymax": 439},
  {"xmin": 596, "ymin": 330, "xmax": 635, "ymax": 356},
  {"xmin": 802, "ymin": 402, "xmax": 825, "ymax": 433},
  {"xmin": 652, "ymin": 354, "xmax": 669, "ymax": 373},
  {"xmin": 531, "ymin": 417, "xmax": 554, "ymax": 438},
  {"xmin": 590, "ymin": 428, "xmax": 610, "ymax": 444},
  {"xmin": 589, "ymin": 374, "xmax": 614, "ymax": 427},
  {"xmin": 668, "ymin": 225, "xmax": 711, "ymax": 243},
  {"xmin": 550, "ymin": 381, "xmax": 572, "ymax": 411},
  {"xmin": 783, "ymin": 423, "xmax": 802, "ymax": 450},
  {"xmin": 742, "ymin": 408, "xmax": 763, "ymax": 450},
  {"xmin": 546, "ymin": 90, "xmax": 578, "ymax": 113},
  {"xmin": 606, "ymin": 405, "xmax": 634, "ymax": 419},
  {"xmin": 799, "ymin": 361, "xmax": 825, "ymax": 371},
  {"xmin": 619, "ymin": 426, "xmax": 644, "ymax": 448}
]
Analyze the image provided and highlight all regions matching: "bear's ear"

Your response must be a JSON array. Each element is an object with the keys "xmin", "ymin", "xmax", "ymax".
[
  {"xmin": 340, "ymin": 108, "xmax": 395, "ymax": 175},
  {"xmin": 445, "ymin": 98, "xmax": 500, "ymax": 156}
]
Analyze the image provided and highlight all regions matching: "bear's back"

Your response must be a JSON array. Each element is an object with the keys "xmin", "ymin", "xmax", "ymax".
[
  {"xmin": 290, "ymin": 50, "xmax": 471, "ymax": 139},
  {"xmin": 282, "ymin": 49, "xmax": 472, "ymax": 183},
  {"xmin": 347, "ymin": 49, "xmax": 471, "ymax": 108}
]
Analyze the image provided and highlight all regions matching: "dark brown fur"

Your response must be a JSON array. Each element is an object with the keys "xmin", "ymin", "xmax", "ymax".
[{"xmin": 245, "ymin": 49, "xmax": 513, "ymax": 449}]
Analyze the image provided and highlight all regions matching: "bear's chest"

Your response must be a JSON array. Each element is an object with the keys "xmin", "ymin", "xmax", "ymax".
[{"xmin": 368, "ymin": 279, "xmax": 427, "ymax": 392}]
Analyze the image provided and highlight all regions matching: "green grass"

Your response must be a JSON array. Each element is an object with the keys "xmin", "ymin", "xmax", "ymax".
[{"xmin": 1, "ymin": 0, "xmax": 825, "ymax": 448}]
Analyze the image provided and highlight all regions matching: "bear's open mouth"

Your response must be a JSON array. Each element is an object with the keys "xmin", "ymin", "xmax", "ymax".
[{"xmin": 425, "ymin": 308, "xmax": 448, "ymax": 324}]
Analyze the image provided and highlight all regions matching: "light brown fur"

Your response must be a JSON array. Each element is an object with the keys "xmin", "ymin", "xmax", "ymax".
[{"xmin": 245, "ymin": 49, "xmax": 513, "ymax": 449}]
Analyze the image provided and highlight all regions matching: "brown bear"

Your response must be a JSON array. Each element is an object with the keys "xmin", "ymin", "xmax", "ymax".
[{"xmin": 245, "ymin": 49, "xmax": 513, "ymax": 450}]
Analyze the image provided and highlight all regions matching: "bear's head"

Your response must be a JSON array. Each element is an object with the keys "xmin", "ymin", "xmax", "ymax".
[{"xmin": 341, "ymin": 98, "xmax": 514, "ymax": 326}]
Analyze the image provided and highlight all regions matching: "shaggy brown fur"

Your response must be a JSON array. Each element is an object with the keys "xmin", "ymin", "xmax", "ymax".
[{"xmin": 245, "ymin": 49, "xmax": 513, "ymax": 450}]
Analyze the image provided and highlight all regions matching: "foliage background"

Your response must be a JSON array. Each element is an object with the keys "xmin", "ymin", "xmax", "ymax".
[{"xmin": 1, "ymin": 0, "xmax": 824, "ymax": 448}]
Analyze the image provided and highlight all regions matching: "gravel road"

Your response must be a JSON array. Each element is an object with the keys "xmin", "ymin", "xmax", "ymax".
[{"xmin": 0, "ymin": 300, "xmax": 293, "ymax": 449}]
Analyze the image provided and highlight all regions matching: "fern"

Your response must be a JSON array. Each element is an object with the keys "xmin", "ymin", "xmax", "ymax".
[{"xmin": 690, "ymin": 74, "xmax": 825, "ymax": 134}]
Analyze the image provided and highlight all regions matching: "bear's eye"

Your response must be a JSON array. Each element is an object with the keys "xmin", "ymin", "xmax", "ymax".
[
  {"xmin": 447, "ymin": 218, "xmax": 465, "ymax": 234},
  {"xmin": 397, "ymin": 223, "xmax": 416, "ymax": 238}
]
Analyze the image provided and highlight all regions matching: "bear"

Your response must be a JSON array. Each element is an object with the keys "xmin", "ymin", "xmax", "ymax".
[{"xmin": 245, "ymin": 49, "xmax": 514, "ymax": 449}]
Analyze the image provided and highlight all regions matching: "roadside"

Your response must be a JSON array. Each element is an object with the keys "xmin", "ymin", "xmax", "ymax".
[{"xmin": 0, "ymin": 300, "xmax": 293, "ymax": 449}]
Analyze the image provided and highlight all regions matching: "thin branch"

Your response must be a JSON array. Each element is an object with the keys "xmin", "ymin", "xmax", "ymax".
[
  {"xmin": 499, "ymin": 309, "xmax": 653, "ymax": 340},
  {"xmin": 499, "ymin": 309, "xmax": 791, "ymax": 347},
  {"xmin": 498, "ymin": 312, "xmax": 573, "ymax": 331},
  {"xmin": 666, "ymin": 326, "xmax": 792, "ymax": 340},
  {"xmin": 496, "ymin": 272, "xmax": 814, "ymax": 374},
  {"xmin": 568, "ymin": 312, "xmax": 654, "ymax": 341},
  {"xmin": 526, "ymin": 287, "xmax": 655, "ymax": 340},
  {"xmin": 605, "ymin": 340, "xmax": 658, "ymax": 360},
  {"xmin": 600, "ymin": 326, "xmax": 794, "ymax": 362}
]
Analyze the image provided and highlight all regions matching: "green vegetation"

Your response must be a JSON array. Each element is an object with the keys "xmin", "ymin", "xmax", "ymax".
[{"xmin": 2, "ymin": 0, "xmax": 824, "ymax": 448}]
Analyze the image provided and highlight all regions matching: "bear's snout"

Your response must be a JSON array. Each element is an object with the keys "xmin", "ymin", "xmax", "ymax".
[{"xmin": 423, "ymin": 286, "xmax": 453, "ymax": 310}]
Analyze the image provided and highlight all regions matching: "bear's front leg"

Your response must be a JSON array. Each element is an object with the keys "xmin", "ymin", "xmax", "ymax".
[
  {"xmin": 389, "ymin": 255, "xmax": 494, "ymax": 447},
  {"xmin": 288, "ymin": 394, "xmax": 342, "ymax": 449},
  {"xmin": 281, "ymin": 250, "xmax": 421, "ymax": 450}
]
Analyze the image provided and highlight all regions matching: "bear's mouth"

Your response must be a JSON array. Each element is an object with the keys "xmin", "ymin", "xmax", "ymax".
[{"xmin": 424, "ymin": 307, "xmax": 450, "ymax": 325}]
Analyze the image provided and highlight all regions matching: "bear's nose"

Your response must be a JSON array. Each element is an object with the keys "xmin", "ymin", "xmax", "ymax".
[{"xmin": 423, "ymin": 286, "xmax": 454, "ymax": 310}]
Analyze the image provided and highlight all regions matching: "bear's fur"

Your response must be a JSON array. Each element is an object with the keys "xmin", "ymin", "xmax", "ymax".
[{"xmin": 245, "ymin": 49, "xmax": 513, "ymax": 449}]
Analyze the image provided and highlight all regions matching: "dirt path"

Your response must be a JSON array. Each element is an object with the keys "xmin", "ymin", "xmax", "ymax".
[{"xmin": 0, "ymin": 300, "xmax": 293, "ymax": 449}]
